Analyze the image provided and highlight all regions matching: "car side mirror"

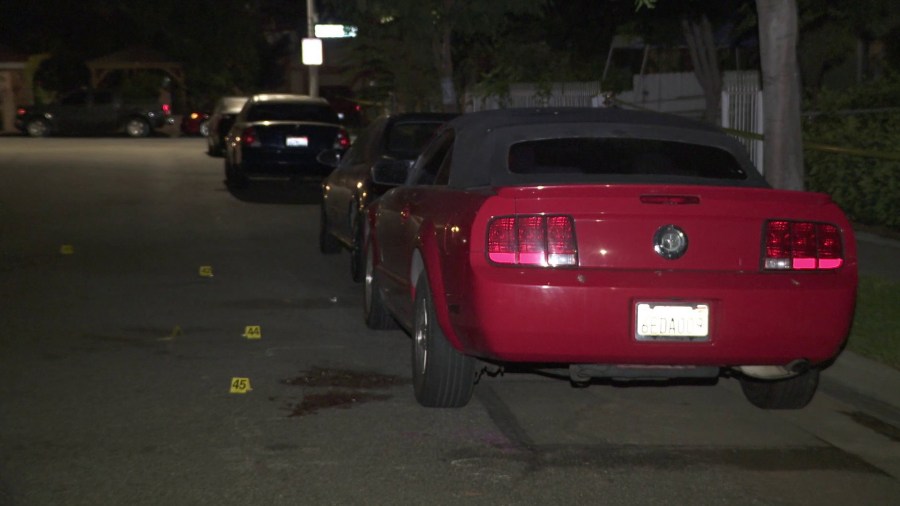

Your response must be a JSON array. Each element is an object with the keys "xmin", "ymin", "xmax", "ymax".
[
  {"xmin": 371, "ymin": 159, "xmax": 413, "ymax": 186},
  {"xmin": 317, "ymin": 149, "xmax": 342, "ymax": 168}
]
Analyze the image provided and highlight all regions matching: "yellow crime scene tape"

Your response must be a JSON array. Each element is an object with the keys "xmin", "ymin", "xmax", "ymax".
[{"xmin": 605, "ymin": 95, "xmax": 900, "ymax": 163}]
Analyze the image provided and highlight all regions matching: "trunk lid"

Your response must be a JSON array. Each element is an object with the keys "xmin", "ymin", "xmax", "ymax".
[
  {"xmin": 252, "ymin": 121, "xmax": 339, "ymax": 151},
  {"xmin": 493, "ymin": 184, "xmax": 845, "ymax": 273}
]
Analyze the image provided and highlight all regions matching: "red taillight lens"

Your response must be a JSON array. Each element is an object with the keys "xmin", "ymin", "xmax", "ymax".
[
  {"xmin": 162, "ymin": 103, "xmax": 171, "ymax": 115},
  {"xmin": 763, "ymin": 220, "xmax": 843, "ymax": 270},
  {"xmin": 487, "ymin": 217, "xmax": 517, "ymax": 264},
  {"xmin": 816, "ymin": 223, "xmax": 843, "ymax": 269},
  {"xmin": 17, "ymin": 107, "xmax": 27, "ymax": 116},
  {"xmin": 487, "ymin": 215, "xmax": 577, "ymax": 267},
  {"xmin": 546, "ymin": 215, "xmax": 577, "ymax": 265},
  {"xmin": 241, "ymin": 127, "xmax": 258, "ymax": 147},
  {"xmin": 334, "ymin": 128, "xmax": 351, "ymax": 149}
]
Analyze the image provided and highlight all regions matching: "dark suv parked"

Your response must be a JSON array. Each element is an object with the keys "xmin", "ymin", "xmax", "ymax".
[{"xmin": 15, "ymin": 89, "xmax": 172, "ymax": 137}]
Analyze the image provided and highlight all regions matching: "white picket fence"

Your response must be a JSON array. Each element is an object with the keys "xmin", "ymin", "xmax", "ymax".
[{"xmin": 721, "ymin": 73, "xmax": 764, "ymax": 174}]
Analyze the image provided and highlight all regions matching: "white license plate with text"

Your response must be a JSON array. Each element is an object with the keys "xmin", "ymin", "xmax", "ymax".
[
  {"xmin": 286, "ymin": 136, "xmax": 309, "ymax": 147},
  {"xmin": 635, "ymin": 303, "xmax": 710, "ymax": 342}
]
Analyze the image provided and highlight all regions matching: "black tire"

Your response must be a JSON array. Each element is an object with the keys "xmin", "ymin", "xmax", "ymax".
[
  {"xmin": 739, "ymin": 369, "xmax": 820, "ymax": 409},
  {"xmin": 125, "ymin": 117, "xmax": 151, "ymax": 138},
  {"xmin": 224, "ymin": 159, "xmax": 248, "ymax": 188},
  {"xmin": 207, "ymin": 137, "xmax": 221, "ymax": 156},
  {"xmin": 363, "ymin": 243, "xmax": 397, "ymax": 330},
  {"xmin": 25, "ymin": 118, "xmax": 50, "ymax": 137},
  {"xmin": 349, "ymin": 210, "xmax": 365, "ymax": 283},
  {"xmin": 411, "ymin": 273, "xmax": 476, "ymax": 408},
  {"xmin": 319, "ymin": 204, "xmax": 341, "ymax": 254}
]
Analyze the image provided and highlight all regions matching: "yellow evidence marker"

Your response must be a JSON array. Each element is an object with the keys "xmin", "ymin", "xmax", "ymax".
[
  {"xmin": 198, "ymin": 265, "xmax": 214, "ymax": 277},
  {"xmin": 60, "ymin": 245, "xmax": 74, "ymax": 255},
  {"xmin": 229, "ymin": 377, "xmax": 252, "ymax": 394},
  {"xmin": 242, "ymin": 325, "xmax": 262, "ymax": 340},
  {"xmin": 158, "ymin": 325, "xmax": 183, "ymax": 342}
]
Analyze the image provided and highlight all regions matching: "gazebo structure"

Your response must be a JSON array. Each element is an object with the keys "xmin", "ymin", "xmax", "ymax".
[{"xmin": 86, "ymin": 47, "xmax": 184, "ymax": 89}]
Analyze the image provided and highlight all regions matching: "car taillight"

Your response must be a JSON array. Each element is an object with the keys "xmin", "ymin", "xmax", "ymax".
[
  {"xmin": 334, "ymin": 128, "xmax": 351, "ymax": 149},
  {"xmin": 162, "ymin": 103, "xmax": 171, "ymax": 116},
  {"xmin": 16, "ymin": 107, "xmax": 27, "ymax": 116},
  {"xmin": 241, "ymin": 127, "xmax": 259, "ymax": 147},
  {"xmin": 763, "ymin": 220, "xmax": 843, "ymax": 270},
  {"xmin": 487, "ymin": 215, "xmax": 577, "ymax": 267}
]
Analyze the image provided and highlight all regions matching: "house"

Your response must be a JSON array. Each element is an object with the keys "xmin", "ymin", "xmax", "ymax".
[{"xmin": 0, "ymin": 45, "xmax": 29, "ymax": 133}]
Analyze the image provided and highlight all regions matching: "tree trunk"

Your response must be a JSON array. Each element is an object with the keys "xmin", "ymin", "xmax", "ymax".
[
  {"xmin": 437, "ymin": 26, "xmax": 458, "ymax": 113},
  {"xmin": 682, "ymin": 15, "xmax": 722, "ymax": 125},
  {"xmin": 756, "ymin": 0, "xmax": 805, "ymax": 191},
  {"xmin": 432, "ymin": 0, "xmax": 458, "ymax": 113}
]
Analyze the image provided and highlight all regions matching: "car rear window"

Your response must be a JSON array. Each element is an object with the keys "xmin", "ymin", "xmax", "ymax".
[
  {"xmin": 247, "ymin": 103, "xmax": 339, "ymax": 123},
  {"xmin": 507, "ymin": 137, "xmax": 747, "ymax": 180},
  {"xmin": 385, "ymin": 122, "xmax": 444, "ymax": 158}
]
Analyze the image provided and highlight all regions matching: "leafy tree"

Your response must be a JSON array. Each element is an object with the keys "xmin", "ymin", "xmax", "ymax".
[
  {"xmin": 798, "ymin": 0, "xmax": 900, "ymax": 91},
  {"xmin": 628, "ymin": 1, "xmax": 751, "ymax": 124},
  {"xmin": 638, "ymin": 0, "xmax": 804, "ymax": 191},
  {"xmin": 322, "ymin": 0, "xmax": 544, "ymax": 112},
  {"xmin": 1, "ymin": 0, "xmax": 266, "ymax": 103}
]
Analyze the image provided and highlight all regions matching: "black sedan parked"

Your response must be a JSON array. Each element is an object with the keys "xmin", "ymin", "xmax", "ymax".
[
  {"xmin": 223, "ymin": 94, "xmax": 350, "ymax": 188},
  {"xmin": 206, "ymin": 96, "xmax": 248, "ymax": 156},
  {"xmin": 319, "ymin": 113, "xmax": 456, "ymax": 282}
]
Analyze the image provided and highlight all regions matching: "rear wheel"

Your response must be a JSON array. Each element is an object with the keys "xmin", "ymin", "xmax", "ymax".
[
  {"xmin": 363, "ymin": 244, "xmax": 397, "ymax": 330},
  {"xmin": 25, "ymin": 118, "xmax": 50, "ymax": 137},
  {"xmin": 125, "ymin": 117, "xmax": 151, "ymax": 137},
  {"xmin": 207, "ymin": 136, "xmax": 222, "ymax": 156},
  {"xmin": 739, "ymin": 369, "xmax": 819, "ymax": 409},
  {"xmin": 319, "ymin": 204, "xmax": 341, "ymax": 254},
  {"xmin": 412, "ymin": 273, "xmax": 476, "ymax": 407}
]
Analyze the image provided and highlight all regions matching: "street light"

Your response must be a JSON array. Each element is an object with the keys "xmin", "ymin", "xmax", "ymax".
[{"xmin": 306, "ymin": 0, "xmax": 319, "ymax": 97}]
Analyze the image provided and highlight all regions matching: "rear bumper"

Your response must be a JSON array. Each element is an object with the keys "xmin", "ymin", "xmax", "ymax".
[
  {"xmin": 451, "ymin": 266, "xmax": 856, "ymax": 367},
  {"xmin": 236, "ymin": 149, "xmax": 332, "ymax": 179}
]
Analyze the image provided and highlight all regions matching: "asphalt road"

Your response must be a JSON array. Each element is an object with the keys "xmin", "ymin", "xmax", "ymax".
[{"xmin": 1, "ymin": 137, "xmax": 898, "ymax": 505}]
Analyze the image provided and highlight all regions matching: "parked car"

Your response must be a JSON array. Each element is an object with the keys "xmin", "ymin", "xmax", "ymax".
[
  {"xmin": 223, "ymin": 94, "xmax": 350, "ymax": 187},
  {"xmin": 319, "ymin": 113, "xmax": 457, "ymax": 282},
  {"xmin": 319, "ymin": 85, "xmax": 364, "ymax": 128},
  {"xmin": 180, "ymin": 110, "xmax": 210, "ymax": 136},
  {"xmin": 363, "ymin": 107, "xmax": 858, "ymax": 409},
  {"xmin": 206, "ymin": 96, "xmax": 248, "ymax": 156},
  {"xmin": 15, "ymin": 89, "xmax": 172, "ymax": 137}
]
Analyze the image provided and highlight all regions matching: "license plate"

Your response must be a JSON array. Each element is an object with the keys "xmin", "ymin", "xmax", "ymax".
[
  {"xmin": 635, "ymin": 303, "xmax": 709, "ymax": 342},
  {"xmin": 286, "ymin": 136, "xmax": 309, "ymax": 147}
]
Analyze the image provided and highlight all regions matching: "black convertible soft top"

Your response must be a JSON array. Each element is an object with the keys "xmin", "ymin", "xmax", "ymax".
[{"xmin": 424, "ymin": 107, "xmax": 767, "ymax": 189}]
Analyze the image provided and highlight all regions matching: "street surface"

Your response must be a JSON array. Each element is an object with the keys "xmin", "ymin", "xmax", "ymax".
[{"xmin": 1, "ymin": 137, "xmax": 898, "ymax": 505}]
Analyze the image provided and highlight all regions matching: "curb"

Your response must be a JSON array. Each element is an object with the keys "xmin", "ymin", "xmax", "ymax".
[
  {"xmin": 856, "ymin": 231, "xmax": 900, "ymax": 249},
  {"xmin": 821, "ymin": 350, "xmax": 900, "ymax": 425}
]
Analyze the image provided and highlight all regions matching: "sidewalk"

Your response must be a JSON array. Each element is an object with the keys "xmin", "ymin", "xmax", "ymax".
[
  {"xmin": 822, "ymin": 351, "xmax": 900, "ymax": 425},
  {"xmin": 855, "ymin": 231, "xmax": 900, "ymax": 282},
  {"xmin": 822, "ymin": 231, "xmax": 900, "ymax": 424}
]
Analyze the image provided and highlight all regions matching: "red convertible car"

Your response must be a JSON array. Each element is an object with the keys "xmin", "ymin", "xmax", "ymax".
[{"xmin": 363, "ymin": 107, "xmax": 858, "ymax": 409}]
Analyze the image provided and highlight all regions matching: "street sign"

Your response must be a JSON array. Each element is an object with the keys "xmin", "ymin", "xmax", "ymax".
[{"xmin": 302, "ymin": 38, "xmax": 323, "ymax": 66}]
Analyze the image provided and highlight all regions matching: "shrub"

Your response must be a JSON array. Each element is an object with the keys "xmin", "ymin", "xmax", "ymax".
[{"xmin": 803, "ymin": 76, "xmax": 900, "ymax": 231}]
